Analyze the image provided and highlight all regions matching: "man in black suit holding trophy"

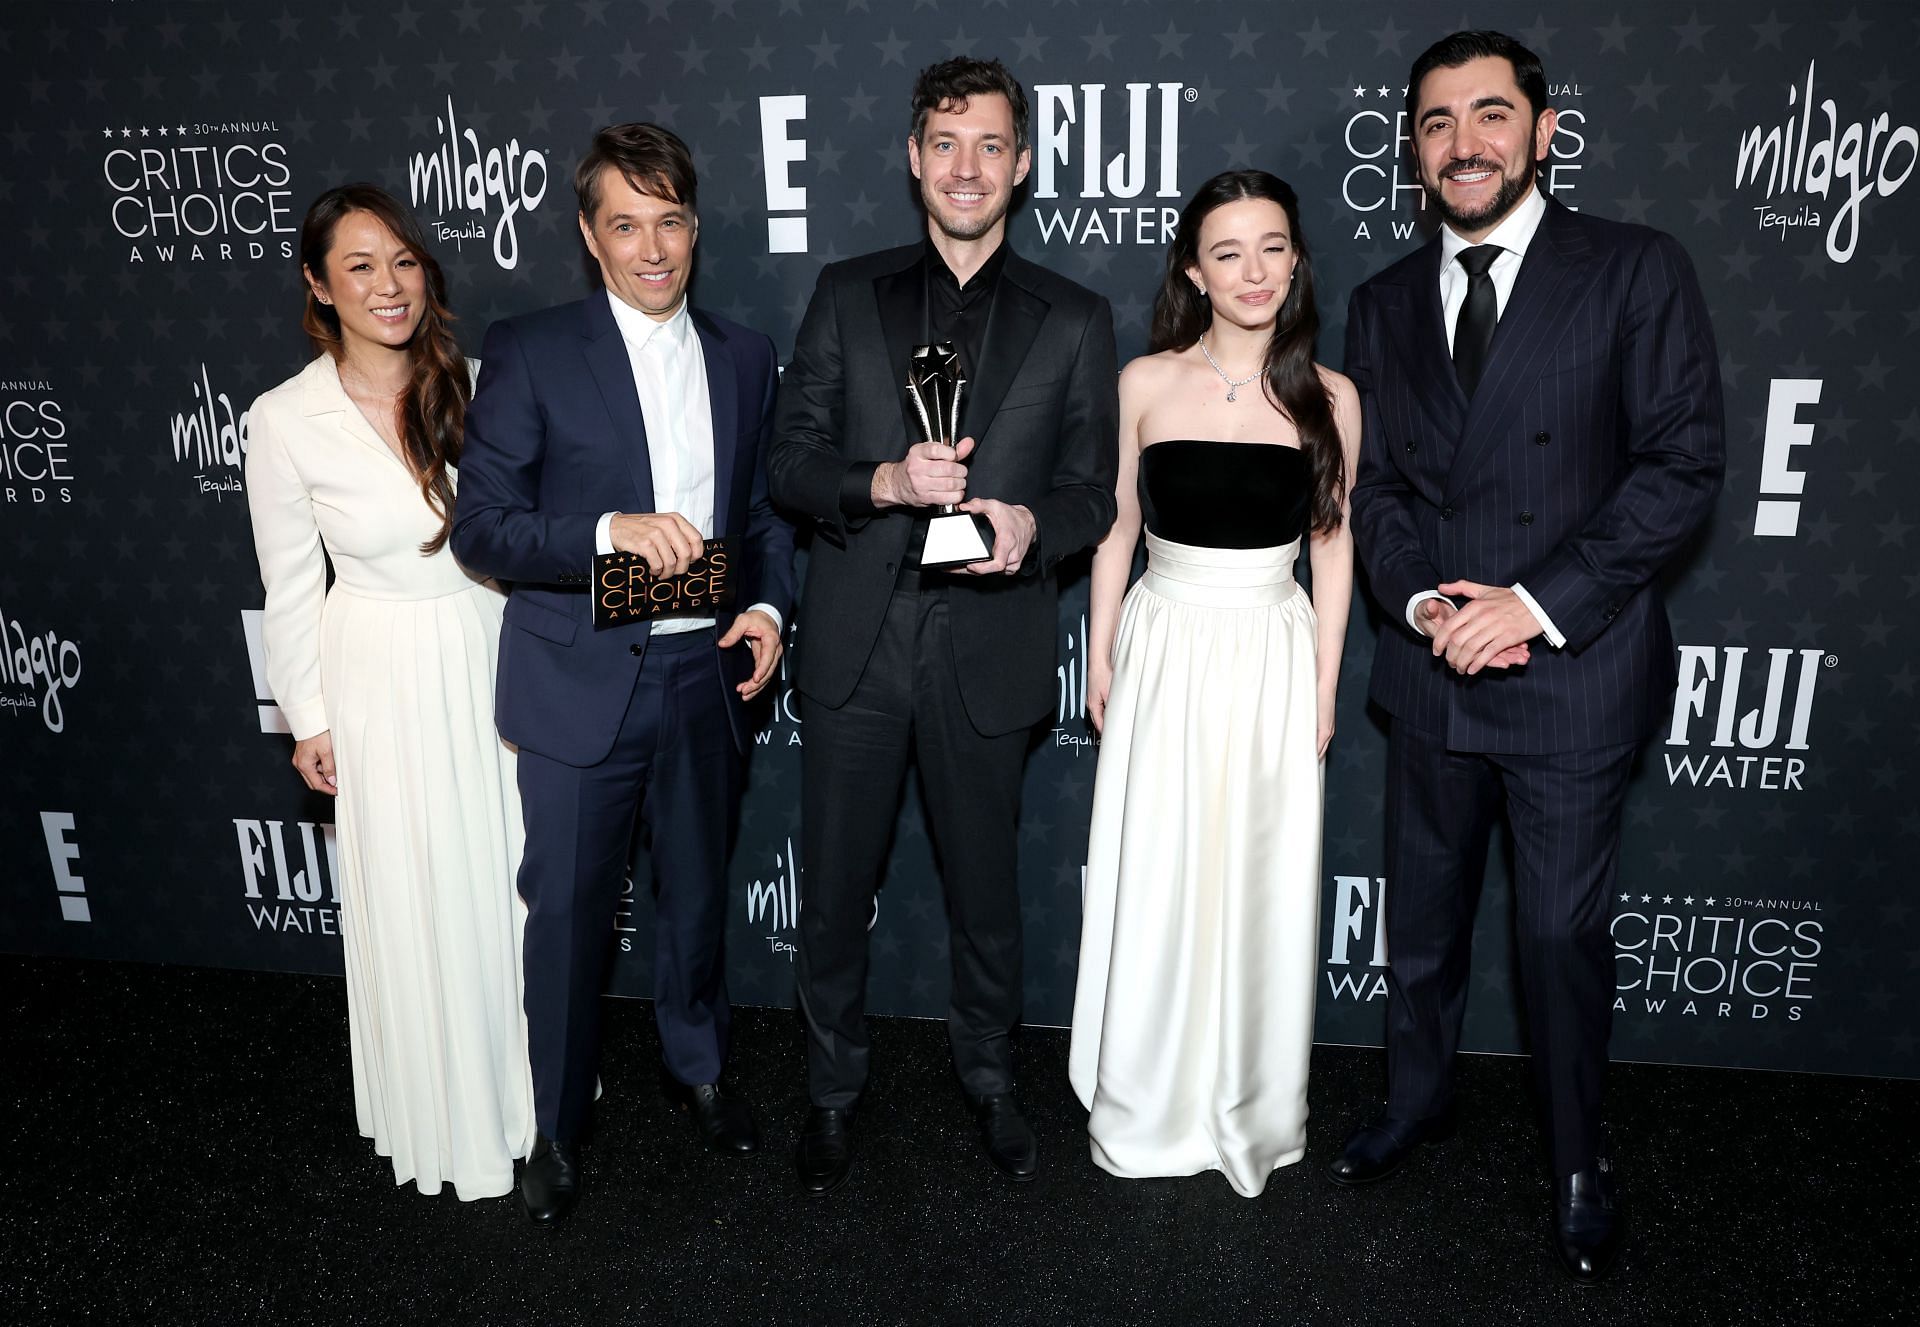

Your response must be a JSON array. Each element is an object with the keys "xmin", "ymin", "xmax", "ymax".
[{"xmin": 769, "ymin": 57, "xmax": 1118, "ymax": 1193}]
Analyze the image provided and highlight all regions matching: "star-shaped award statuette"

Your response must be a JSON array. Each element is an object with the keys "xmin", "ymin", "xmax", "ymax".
[{"xmin": 902, "ymin": 341, "xmax": 991, "ymax": 568}]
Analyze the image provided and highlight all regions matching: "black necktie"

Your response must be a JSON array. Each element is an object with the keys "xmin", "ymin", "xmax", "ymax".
[{"xmin": 1452, "ymin": 244, "xmax": 1501, "ymax": 397}]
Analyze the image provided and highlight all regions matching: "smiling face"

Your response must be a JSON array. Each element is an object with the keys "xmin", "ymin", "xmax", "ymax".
[
  {"xmin": 579, "ymin": 166, "xmax": 697, "ymax": 321},
  {"xmin": 1412, "ymin": 54, "xmax": 1558, "ymax": 241},
  {"xmin": 1184, "ymin": 197, "xmax": 1298, "ymax": 335},
  {"xmin": 908, "ymin": 92, "xmax": 1031, "ymax": 245},
  {"xmin": 304, "ymin": 210, "xmax": 427, "ymax": 354}
]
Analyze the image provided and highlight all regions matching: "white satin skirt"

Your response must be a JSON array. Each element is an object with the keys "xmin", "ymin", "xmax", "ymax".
[{"xmin": 1069, "ymin": 533, "xmax": 1324, "ymax": 1197}]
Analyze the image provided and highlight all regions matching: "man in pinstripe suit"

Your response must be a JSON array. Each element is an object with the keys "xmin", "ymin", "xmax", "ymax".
[{"xmin": 1329, "ymin": 32, "xmax": 1724, "ymax": 1283}]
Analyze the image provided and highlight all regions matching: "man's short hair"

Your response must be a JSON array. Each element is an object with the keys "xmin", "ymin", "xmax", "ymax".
[
  {"xmin": 909, "ymin": 57, "xmax": 1031, "ymax": 156},
  {"xmin": 1405, "ymin": 30, "xmax": 1549, "ymax": 126},
  {"xmin": 574, "ymin": 122, "xmax": 698, "ymax": 220}
]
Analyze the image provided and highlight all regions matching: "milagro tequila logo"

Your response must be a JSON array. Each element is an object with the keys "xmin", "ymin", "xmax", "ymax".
[
  {"xmin": 235, "ymin": 817, "xmax": 340, "ymax": 935},
  {"xmin": 103, "ymin": 122, "xmax": 296, "ymax": 264},
  {"xmin": 1343, "ymin": 79, "xmax": 1589, "ymax": 241},
  {"xmin": 406, "ymin": 97, "xmax": 550, "ymax": 270},
  {"xmin": 1665, "ymin": 646, "xmax": 1832, "ymax": 790},
  {"xmin": 1734, "ymin": 62, "xmax": 1918, "ymax": 262},
  {"xmin": 1030, "ymin": 81, "xmax": 1187, "ymax": 245},
  {"xmin": 1, "ymin": 381, "xmax": 70, "ymax": 505},
  {"xmin": 169, "ymin": 363, "xmax": 248, "ymax": 500},
  {"xmin": 1053, "ymin": 613, "xmax": 1097, "ymax": 755},
  {"xmin": 745, "ymin": 836, "xmax": 803, "ymax": 960},
  {"xmin": 0, "ymin": 605, "xmax": 82, "ymax": 734}
]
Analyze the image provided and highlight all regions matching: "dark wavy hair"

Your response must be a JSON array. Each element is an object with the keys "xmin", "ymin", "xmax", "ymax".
[
  {"xmin": 910, "ymin": 56, "xmax": 1030, "ymax": 154},
  {"xmin": 1149, "ymin": 170, "xmax": 1345, "ymax": 534},
  {"xmin": 1406, "ymin": 30, "xmax": 1549, "ymax": 125},
  {"xmin": 300, "ymin": 184, "xmax": 469, "ymax": 555}
]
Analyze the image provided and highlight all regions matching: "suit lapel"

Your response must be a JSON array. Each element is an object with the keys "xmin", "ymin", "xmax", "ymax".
[
  {"xmin": 965, "ymin": 254, "xmax": 1047, "ymax": 441},
  {"xmin": 1380, "ymin": 241, "xmax": 1467, "ymax": 446},
  {"xmin": 875, "ymin": 257, "xmax": 927, "ymax": 442},
  {"xmin": 580, "ymin": 291, "xmax": 656, "ymax": 512},
  {"xmin": 691, "ymin": 309, "xmax": 738, "ymax": 529},
  {"xmin": 1444, "ymin": 201, "xmax": 1600, "ymax": 495}
]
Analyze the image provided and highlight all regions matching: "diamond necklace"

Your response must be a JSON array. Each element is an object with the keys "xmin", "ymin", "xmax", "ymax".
[{"xmin": 1198, "ymin": 338, "xmax": 1262, "ymax": 403}]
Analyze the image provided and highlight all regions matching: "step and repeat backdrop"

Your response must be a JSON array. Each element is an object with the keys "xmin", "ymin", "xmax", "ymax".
[{"xmin": 2, "ymin": 1, "xmax": 1915, "ymax": 1080}]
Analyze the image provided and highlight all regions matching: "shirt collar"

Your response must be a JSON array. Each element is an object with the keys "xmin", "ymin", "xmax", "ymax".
[
  {"xmin": 1439, "ymin": 184, "xmax": 1548, "ymax": 268},
  {"xmin": 606, "ymin": 286, "xmax": 693, "ymax": 352},
  {"xmin": 924, "ymin": 235, "xmax": 1010, "ymax": 294}
]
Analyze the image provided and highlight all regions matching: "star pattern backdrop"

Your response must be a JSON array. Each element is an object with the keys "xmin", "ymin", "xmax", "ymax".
[{"xmin": 1, "ymin": 0, "xmax": 1915, "ymax": 1080}]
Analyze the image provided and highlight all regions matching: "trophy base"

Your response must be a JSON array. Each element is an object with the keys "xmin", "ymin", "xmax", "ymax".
[{"xmin": 920, "ymin": 510, "xmax": 995, "ymax": 569}]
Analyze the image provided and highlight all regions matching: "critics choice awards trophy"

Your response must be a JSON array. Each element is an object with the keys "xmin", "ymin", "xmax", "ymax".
[{"xmin": 905, "ymin": 341, "xmax": 994, "ymax": 569}]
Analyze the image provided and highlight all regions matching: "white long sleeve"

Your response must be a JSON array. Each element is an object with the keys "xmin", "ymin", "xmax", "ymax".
[{"xmin": 244, "ymin": 401, "xmax": 331, "ymax": 740}]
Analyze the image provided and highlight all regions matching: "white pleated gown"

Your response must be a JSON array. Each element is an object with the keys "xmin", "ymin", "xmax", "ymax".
[
  {"xmin": 247, "ymin": 356, "xmax": 535, "ymax": 1200},
  {"xmin": 1070, "ymin": 530, "xmax": 1324, "ymax": 1197}
]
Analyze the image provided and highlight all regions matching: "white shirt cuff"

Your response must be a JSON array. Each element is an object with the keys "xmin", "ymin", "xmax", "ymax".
[
  {"xmin": 743, "ymin": 602, "xmax": 783, "ymax": 634},
  {"xmin": 1511, "ymin": 582, "xmax": 1565, "ymax": 649},
  {"xmin": 1406, "ymin": 590, "xmax": 1454, "ymax": 636},
  {"xmin": 594, "ymin": 511, "xmax": 617, "ymax": 557}
]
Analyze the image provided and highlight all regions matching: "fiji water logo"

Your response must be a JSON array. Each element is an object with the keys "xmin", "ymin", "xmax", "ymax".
[
  {"xmin": 1734, "ymin": 62, "xmax": 1918, "ymax": 263},
  {"xmin": 1030, "ymin": 81, "xmax": 1187, "ymax": 245},
  {"xmin": 406, "ymin": 97, "xmax": 550, "ymax": 270}
]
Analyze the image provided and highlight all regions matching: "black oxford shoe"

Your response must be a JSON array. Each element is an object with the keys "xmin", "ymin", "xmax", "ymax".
[
  {"xmin": 520, "ymin": 1134, "xmax": 581, "ymax": 1227},
  {"xmin": 1325, "ymin": 1111, "xmax": 1456, "ymax": 1186},
  {"xmin": 796, "ymin": 1106, "xmax": 856, "ymax": 1195},
  {"xmin": 1554, "ymin": 1159, "xmax": 1625, "ymax": 1284},
  {"xmin": 970, "ymin": 1092, "xmax": 1038, "ymax": 1182},
  {"xmin": 671, "ymin": 1082, "xmax": 759, "ymax": 1154}
]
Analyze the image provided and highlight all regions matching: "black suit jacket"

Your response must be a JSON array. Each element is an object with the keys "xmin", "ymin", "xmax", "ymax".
[
  {"xmin": 1347, "ymin": 199, "xmax": 1725, "ymax": 754},
  {"xmin": 769, "ymin": 244, "xmax": 1119, "ymax": 736},
  {"xmin": 451, "ymin": 294, "xmax": 795, "ymax": 765}
]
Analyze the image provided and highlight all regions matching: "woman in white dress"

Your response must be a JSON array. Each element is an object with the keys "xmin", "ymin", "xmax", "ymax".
[
  {"xmin": 1070, "ymin": 171, "xmax": 1361, "ymax": 1197},
  {"xmin": 246, "ymin": 185, "xmax": 534, "ymax": 1200}
]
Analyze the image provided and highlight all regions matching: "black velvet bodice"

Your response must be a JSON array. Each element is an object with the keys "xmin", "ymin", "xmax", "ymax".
[{"xmin": 1139, "ymin": 440, "xmax": 1312, "ymax": 549}]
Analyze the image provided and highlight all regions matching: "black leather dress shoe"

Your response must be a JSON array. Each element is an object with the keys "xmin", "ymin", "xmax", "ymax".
[
  {"xmin": 1554, "ymin": 1159, "xmax": 1624, "ymax": 1284},
  {"xmin": 1325, "ymin": 1111, "xmax": 1455, "ymax": 1186},
  {"xmin": 796, "ymin": 1106, "xmax": 855, "ymax": 1195},
  {"xmin": 520, "ymin": 1135, "xmax": 581, "ymax": 1227},
  {"xmin": 669, "ymin": 1082, "xmax": 759, "ymax": 1154},
  {"xmin": 970, "ymin": 1093, "xmax": 1038, "ymax": 1182}
]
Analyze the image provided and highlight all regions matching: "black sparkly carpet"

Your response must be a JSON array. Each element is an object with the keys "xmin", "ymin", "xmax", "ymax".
[{"xmin": 2, "ymin": 957, "xmax": 1913, "ymax": 1325}]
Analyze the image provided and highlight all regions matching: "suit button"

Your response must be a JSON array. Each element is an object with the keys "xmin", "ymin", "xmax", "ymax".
[
  {"xmin": 630, "ymin": 643, "xmax": 646, "ymax": 657},
  {"xmin": 1405, "ymin": 441, "xmax": 1418, "ymax": 454},
  {"xmin": 1604, "ymin": 604, "xmax": 1620, "ymax": 620},
  {"xmin": 1534, "ymin": 430, "xmax": 1551, "ymax": 445},
  {"xmin": 885, "ymin": 562, "xmax": 896, "ymax": 574},
  {"xmin": 1440, "ymin": 506, "xmax": 1455, "ymax": 521},
  {"xmin": 1519, "ymin": 511, "xmax": 1534, "ymax": 525}
]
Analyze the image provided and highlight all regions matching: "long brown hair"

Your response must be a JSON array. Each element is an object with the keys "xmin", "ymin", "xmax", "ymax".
[
  {"xmin": 300, "ymin": 184, "xmax": 469, "ymax": 555},
  {"xmin": 1149, "ymin": 170, "xmax": 1345, "ymax": 534}
]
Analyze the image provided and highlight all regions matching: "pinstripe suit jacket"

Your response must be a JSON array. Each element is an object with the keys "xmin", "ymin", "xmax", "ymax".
[{"xmin": 1347, "ymin": 198, "xmax": 1724, "ymax": 754}]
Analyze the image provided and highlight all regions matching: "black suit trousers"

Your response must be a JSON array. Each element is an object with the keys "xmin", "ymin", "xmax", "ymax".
[
  {"xmin": 1382, "ymin": 718, "xmax": 1636, "ymax": 1176},
  {"xmin": 795, "ymin": 579, "xmax": 1030, "ymax": 1108}
]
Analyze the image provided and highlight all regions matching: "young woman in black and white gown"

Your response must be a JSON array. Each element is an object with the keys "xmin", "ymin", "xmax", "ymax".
[{"xmin": 1070, "ymin": 170, "xmax": 1360, "ymax": 1197}]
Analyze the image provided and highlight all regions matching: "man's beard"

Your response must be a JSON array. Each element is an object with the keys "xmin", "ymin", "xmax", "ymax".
[
  {"xmin": 1426, "ymin": 152, "xmax": 1538, "ymax": 231},
  {"xmin": 927, "ymin": 191, "xmax": 1010, "ymax": 242}
]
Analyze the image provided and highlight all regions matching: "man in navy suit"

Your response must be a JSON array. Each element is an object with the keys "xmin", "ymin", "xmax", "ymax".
[
  {"xmin": 1331, "ymin": 32, "xmax": 1723, "ymax": 1282},
  {"xmin": 452, "ymin": 123, "xmax": 794, "ymax": 1226}
]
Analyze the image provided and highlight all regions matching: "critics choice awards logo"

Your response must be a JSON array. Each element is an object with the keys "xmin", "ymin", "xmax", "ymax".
[
  {"xmin": 102, "ymin": 121, "xmax": 296, "ymax": 265},
  {"xmin": 1341, "ymin": 77, "xmax": 1591, "ymax": 241},
  {"xmin": 1, "ymin": 380, "xmax": 71, "ymax": 506},
  {"xmin": 1613, "ymin": 898, "xmax": 1821, "ymax": 1024},
  {"xmin": 0, "ymin": 606, "xmax": 83, "ymax": 734},
  {"xmin": 1734, "ymin": 62, "xmax": 1917, "ymax": 263},
  {"xmin": 235, "ymin": 817, "xmax": 340, "ymax": 937},
  {"xmin": 169, "ymin": 364, "xmax": 250, "ymax": 501},
  {"xmin": 406, "ymin": 98, "xmax": 550, "ymax": 271}
]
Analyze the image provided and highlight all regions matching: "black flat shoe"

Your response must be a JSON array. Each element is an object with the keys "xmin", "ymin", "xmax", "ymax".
[
  {"xmin": 1325, "ymin": 1111, "xmax": 1455, "ymax": 1186},
  {"xmin": 669, "ymin": 1081, "xmax": 759, "ymax": 1154},
  {"xmin": 796, "ymin": 1106, "xmax": 855, "ymax": 1195},
  {"xmin": 970, "ymin": 1092, "xmax": 1038, "ymax": 1182},
  {"xmin": 520, "ymin": 1134, "xmax": 581, "ymax": 1227},
  {"xmin": 1554, "ymin": 1158, "xmax": 1625, "ymax": 1284}
]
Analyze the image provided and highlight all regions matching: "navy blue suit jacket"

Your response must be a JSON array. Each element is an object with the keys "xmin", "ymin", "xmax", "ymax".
[
  {"xmin": 451, "ymin": 293, "xmax": 795, "ymax": 767},
  {"xmin": 1347, "ymin": 199, "xmax": 1724, "ymax": 754}
]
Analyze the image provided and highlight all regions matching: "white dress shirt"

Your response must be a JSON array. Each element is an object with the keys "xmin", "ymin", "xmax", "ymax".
[
  {"xmin": 592, "ymin": 290, "xmax": 780, "ymax": 635},
  {"xmin": 1408, "ymin": 185, "xmax": 1564, "ymax": 649}
]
